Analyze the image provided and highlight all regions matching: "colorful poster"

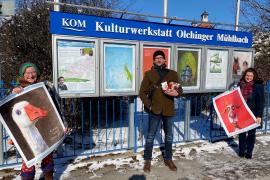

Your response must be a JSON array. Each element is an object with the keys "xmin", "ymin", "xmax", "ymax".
[
  {"xmin": 0, "ymin": 83, "xmax": 65, "ymax": 167},
  {"xmin": 205, "ymin": 49, "xmax": 228, "ymax": 89},
  {"xmin": 177, "ymin": 48, "xmax": 201, "ymax": 90},
  {"xmin": 57, "ymin": 40, "xmax": 96, "ymax": 95},
  {"xmin": 213, "ymin": 88, "xmax": 259, "ymax": 137},
  {"xmin": 104, "ymin": 44, "xmax": 136, "ymax": 93},
  {"xmin": 232, "ymin": 51, "xmax": 252, "ymax": 75},
  {"xmin": 143, "ymin": 47, "xmax": 170, "ymax": 75}
]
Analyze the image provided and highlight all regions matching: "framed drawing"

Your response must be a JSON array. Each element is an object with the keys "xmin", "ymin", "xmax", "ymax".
[
  {"xmin": 205, "ymin": 49, "xmax": 229, "ymax": 90},
  {"xmin": 232, "ymin": 51, "xmax": 253, "ymax": 75},
  {"xmin": 177, "ymin": 47, "xmax": 201, "ymax": 90},
  {"xmin": 142, "ymin": 46, "xmax": 171, "ymax": 75},
  {"xmin": 53, "ymin": 36, "xmax": 99, "ymax": 97},
  {"xmin": 101, "ymin": 42, "xmax": 138, "ymax": 96}
]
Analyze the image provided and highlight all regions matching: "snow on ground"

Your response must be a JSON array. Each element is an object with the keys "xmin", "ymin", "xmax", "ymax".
[
  {"xmin": 2, "ymin": 133, "xmax": 270, "ymax": 179},
  {"xmin": 55, "ymin": 134, "xmax": 270, "ymax": 179}
]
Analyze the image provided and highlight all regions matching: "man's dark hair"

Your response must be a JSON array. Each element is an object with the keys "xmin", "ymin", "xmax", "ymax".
[
  {"xmin": 58, "ymin": 76, "xmax": 64, "ymax": 82},
  {"xmin": 241, "ymin": 68, "xmax": 259, "ymax": 82}
]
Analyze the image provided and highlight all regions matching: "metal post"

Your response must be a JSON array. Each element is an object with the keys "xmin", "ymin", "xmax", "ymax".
[
  {"xmin": 235, "ymin": 0, "xmax": 240, "ymax": 31},
  {"xmin": 128, "ymin": 97, "xmax": 135, "ymax": 149},
  {"xmin": 54, "ymin": 0, "xmax": 60, "ymax": 12},
  {"xmin": 0, "ymin": 124, "xmax": 3, "ymax": 164},
  {"xmin": 0, "ymin": 80, "xmax": 3, "ymax": 164},
  {"xmin": 163, "ymin": 0, "xmax": 168, "ymax": 23},
  {"xmin": 184, "ymin": 98, "xmax": 191, "ymax": 141}
]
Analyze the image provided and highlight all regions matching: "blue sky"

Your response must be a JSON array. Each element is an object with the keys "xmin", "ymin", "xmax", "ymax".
[{"xmin": 126, "ymin": 0, "xmax": 246, "ymax": 29}]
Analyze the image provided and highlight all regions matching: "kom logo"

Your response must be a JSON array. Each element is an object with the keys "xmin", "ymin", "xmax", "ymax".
[{"xmin": 62, "ymin": 18, "xmax": 86, "ymax": 32}]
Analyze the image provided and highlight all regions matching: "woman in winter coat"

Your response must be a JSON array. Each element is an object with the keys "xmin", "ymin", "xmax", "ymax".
[
  {"xmin": 238, "ymin": 68, "xmax": 264, "ymax": 159},
  {"xmin": 12, "ymin": 62, "xmax": 68, "ymax": 180}
]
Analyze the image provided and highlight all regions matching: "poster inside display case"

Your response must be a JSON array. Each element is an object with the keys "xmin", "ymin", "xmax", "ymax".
[
  {"xmin": 143, "ymin": 47, "xmax": 170, "ymax": 75},
  {"xmin": 177, "ymin": 48, "xmax": 201, "ymax": 90},
  {"xmin": 232, "ymin": 51, "xmax": 253, "ymax": 76},
  {"xmin": 205, "ymin": 49, "xmax": 229, "ymax": 89},
  {"xmin": 103, "ymin": 43, "xmax": 136, "ymax": 94},
  {"xmin": 56, "ymin": 39, "xmax": 97, "ymax": 96}
]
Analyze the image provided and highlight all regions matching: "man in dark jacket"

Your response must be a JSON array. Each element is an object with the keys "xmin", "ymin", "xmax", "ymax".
[{"xmin": 139, "ymin": 50, "xmax": 183, "ymax": 173}]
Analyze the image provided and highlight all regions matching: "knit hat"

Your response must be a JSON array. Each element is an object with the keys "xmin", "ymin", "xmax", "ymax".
[
  {"xmin": 153, "ymin": 50, "xmax": 166, "ymax": 60},
  {"xmin": 19, "ymin": 62, "xmax": 40, "ymax": 77}
]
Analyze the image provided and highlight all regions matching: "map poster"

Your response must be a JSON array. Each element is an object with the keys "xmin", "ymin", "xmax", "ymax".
[
  {"xmin": 103, "ymin": 44, "xmax": 135, "ymax": 93},
  {"xmin": 143, "ymin": 47, "xmax": 170, "ymax": 75},
  {"xmin": 232, "ymin": 51, "xmax": 252, "ymax": 75},
  {"xmin": 103, "ymin": 43, "xmax": 136, "ymax": 93},
  {"xmin": 57, "ymin": 39, "xmax": 96, "ymax": 96},
  {"xmin": 205, "ymin": 49, "xmax": 228, "ymax": 89},
  {"xmin": 213, "ymin": 88, "xmax": 259, "ymax": 137},
  {"xmin": 177, "ymin": 48, "xmax": 201, "ymax": 90}
]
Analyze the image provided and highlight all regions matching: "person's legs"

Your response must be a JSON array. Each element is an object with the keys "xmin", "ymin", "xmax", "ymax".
[
  {"xmin": 143, "ymin": 113, "xmax": 161, "ymax": 172},
  {"xmin": 162, "ymin": 116, "xmax": 173, "ymax": 160},
  {"xmin": 41, "ymin": 153, "xmax": 54, "ymax": 180},
  {"xmin": 20, "ymin": 161, "xmax": 35, "ymax": 180},
  {"xmin": 144, "ymin": 113, "xmax": 161, "ymax": 160},
  {"xmin": 238, "ymin": 132, "xmax": 247, "ymax": 157},
  {"xmin": 162, "ymin": 115, "xmax": 177, "ymax": 171},
  {"xmin": 246, "ymin": 129, "xmax": 256, "ymax": 158}
]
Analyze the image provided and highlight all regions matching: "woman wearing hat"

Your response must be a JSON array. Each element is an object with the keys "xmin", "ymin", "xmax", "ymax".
[{"xmin": 12, "ymin": 62, "xmax": 65, "ymax": 180}]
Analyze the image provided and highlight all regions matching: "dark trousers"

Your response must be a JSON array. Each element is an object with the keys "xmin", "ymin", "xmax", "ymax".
[
  {"xmin": 144, "ymin": 112, "xmax": 173, "ymax": 160},
  {"xmin": 20, "ymin": 153, "xmax": 54, "ymax": 179},
  {"xmin": 238, "ymin": 128, "xmax": 256, "ymax": 156}
]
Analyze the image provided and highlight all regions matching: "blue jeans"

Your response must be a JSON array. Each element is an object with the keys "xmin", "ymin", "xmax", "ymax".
[{"xmin": 144, "ymin": 112, "xmax": 173, "ymax": 160}]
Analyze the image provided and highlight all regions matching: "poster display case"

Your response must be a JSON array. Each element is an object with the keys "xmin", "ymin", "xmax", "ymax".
[
  {"xmin": 205, "ymin": 48, "xmax": 229, "ymax": 90},
  {"xmin": 177, "ymin": 47, "xmax": 202, "ymax": 91},
  {"xmin": 231, "ymin": 50, "xmax": 254, "ymax": 83},
  {"xmin": 52, "ymin": 35, "xmax": 99, "ymax": 97},
  {"xmin": 100, "ymin": 40, "xmax": 139, "ymax": 96}
]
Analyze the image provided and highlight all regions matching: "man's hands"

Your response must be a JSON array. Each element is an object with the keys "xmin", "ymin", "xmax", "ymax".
[{"xmin": 164, "ymin": 89, "xmax": 179, "ymax": 97}]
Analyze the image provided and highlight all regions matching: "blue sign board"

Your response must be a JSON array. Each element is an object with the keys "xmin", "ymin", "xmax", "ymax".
[{"xmin": 50, "ymin": 11, "xmax": 252, "ymax": 48}]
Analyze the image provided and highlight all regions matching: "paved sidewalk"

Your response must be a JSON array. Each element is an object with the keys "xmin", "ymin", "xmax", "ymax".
[{"xmin": 2, "ymin": 134, "xmax": 270, "ymax": 179}]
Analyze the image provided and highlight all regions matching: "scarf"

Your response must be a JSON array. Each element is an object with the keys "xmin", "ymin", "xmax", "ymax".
[
  {"xmin": 240, "ymin": 80, "xmax": 254, "ymax": 102},
  {"xmin": 152, "ymin": 63, "xmax": 168, "ymax": 79}
]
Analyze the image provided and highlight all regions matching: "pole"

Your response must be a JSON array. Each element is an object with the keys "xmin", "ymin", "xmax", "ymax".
[
  {"xmin": 235, "ymin": 0, "xmax": 240, "ymax": 31},
  {"xmin": 54, "ymin": 0, "xmax": 60, "ymax": 12},
  {"xmin": 128, "ymin": 97, "xmax": 135, "ymax": 149},
  {"xmin": 184, "ymin": 98, "xmax": 191, "ymax": 141},
  {"xmin": 163, "ymin": 0, "xmax": 168, "ymax": 23},
  {"xmin": 0, "ymin": 125, "xmax": 3, "ymax": 164}
]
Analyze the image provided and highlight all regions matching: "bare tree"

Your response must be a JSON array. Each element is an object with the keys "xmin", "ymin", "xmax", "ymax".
[
  {"xmin": 241, "ymin": 0, "xmax": 270, "ymax": 31},
  {"xmin": 0, "ymin": 0, "xmax": 129, "ymax": 85},
  {"xmin": 253, "ymin": 31, "xmax": 270, "ymax": 81}
]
